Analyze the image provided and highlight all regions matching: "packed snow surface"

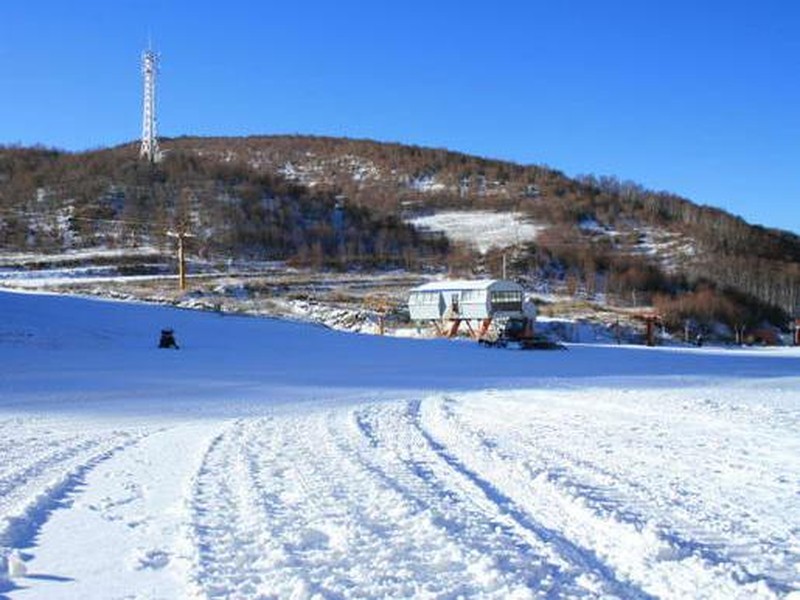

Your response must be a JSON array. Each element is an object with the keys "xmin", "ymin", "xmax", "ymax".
[
  {"xmin": 407, "ymin": 211, "xmax": 543, "ymax": 253},
  {"xmin": 0, "ymin": 290, "xmax": 799, "ymax": 599}
]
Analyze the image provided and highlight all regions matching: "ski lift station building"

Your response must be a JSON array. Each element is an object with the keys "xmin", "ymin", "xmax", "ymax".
[{"xmin": 408, "ymin": 279, "xmax": 532, "ymax": 323}]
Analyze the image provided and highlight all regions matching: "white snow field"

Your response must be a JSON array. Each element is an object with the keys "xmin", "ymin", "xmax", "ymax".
[
  {"xmin": 0, "ymin": 290, "xmax": 799, "ymax": 599},
  {"xmin": 406, "ymin": 211, "xmax": 543, "ymax": 253}
]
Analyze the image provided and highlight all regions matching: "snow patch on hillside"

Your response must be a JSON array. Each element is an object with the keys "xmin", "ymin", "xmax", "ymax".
[
  {"xmin": 407, "ymin": 211, "xmax": 545, "ymax": 253},
  {"xmin": 635, "ymin": 228, "xmax": 698, "ymax": 272},
  {"xmin": 577, "ymin": 220, "xmax": 699, "ymax": 273},
  {"xmin": 406, "ymin": 173, "xmax": 448, "ymax": 193},
  {"xmin": 277, "ymin": 154, "xmax": 382, "ymax": 187},
  {"xmin": 0, "ymin": 247, "xmax": 163, "ymax": 266}
]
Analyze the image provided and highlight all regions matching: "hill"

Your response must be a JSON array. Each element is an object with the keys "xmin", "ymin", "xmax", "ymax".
[{"xmin": 1, "ymin": 135, "xmax": 798, "ymax": 334}]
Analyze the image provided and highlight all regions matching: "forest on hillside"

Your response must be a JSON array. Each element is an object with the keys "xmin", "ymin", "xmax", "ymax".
[
  {"xmin": 173, "ymin": 135, "xmax": 799, "ymax": 327},
  {"xmin": 0, "ymin": 145, "xmax": 448, "ymax": 269},
  {"xmin": 1, "ymin": 137, "xmax": 798, "ymax": 332}
]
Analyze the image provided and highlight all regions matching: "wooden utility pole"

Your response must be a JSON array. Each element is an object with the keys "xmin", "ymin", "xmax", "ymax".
[
  {"xmin": 366, "ymin": 294, "xmax": 391, "ymax": 335},
  {"xmin": 167, "ymin": 230, "xmax": 195, "ymax": 291},
  {"xmin": 640, "ymin": 313, "xmax": 660, "ymax": 347}
]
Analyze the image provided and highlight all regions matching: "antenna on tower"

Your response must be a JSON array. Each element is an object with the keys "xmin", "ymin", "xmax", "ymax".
[{"xmin": 140, "ymin": 43, "xmax": 161, "ymax": 163}]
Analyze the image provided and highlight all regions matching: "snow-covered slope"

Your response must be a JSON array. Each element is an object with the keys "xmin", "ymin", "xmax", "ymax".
[
  {"xmin": 406, "ymin": 211, "xmax": 544, "ymax": 253},
  {"xmin": 0, "ymin": 291, "xmax": 798, "ymax": 599}
]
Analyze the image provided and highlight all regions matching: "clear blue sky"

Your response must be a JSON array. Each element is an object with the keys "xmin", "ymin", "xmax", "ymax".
[{"xmin": 3, "ymin": 1, "xmax": 800, "ymax": 233}]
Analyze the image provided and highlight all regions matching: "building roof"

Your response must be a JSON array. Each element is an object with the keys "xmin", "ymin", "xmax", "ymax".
[{"xmin": 409, "ymin": 279, "xmax": 522, "ymax": 293}]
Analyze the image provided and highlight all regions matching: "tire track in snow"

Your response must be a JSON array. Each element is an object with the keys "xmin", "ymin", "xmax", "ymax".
[
  {"xmin": 7, "ymin": 423, "xmax": 220, "ymax": 600},
  {"xmin": 417, "ymin": 395, "xmax": 786, "ymax": 599},
  {"xmin": 188, "ymin": 415, "xmax": 451, "ymax": 598},
  {"xmin": 189, "ymin": 418, "xmax": 357, "ymax": 598},
  {"xmin": 0, "ymin": 437, "xmax": 104, "ymax": 503},
  {"xmin": 189, "ymin": 409, "xmax": 554, "ymax": 598},
  {"xmin": 411, "ymin": 398, "xmax": 658, "ymax": 598},
  {"xmin": 337, "ymin": 406, "xmax": 582, "ymax": 597},
  {"xmin": 306, "ymin": 407, "xmax": 592, "ymax": 597},
  {"xmin": 511, "ymin": 430, "xmax": 794, "ymax": 595},
  {"xmin": 188, "ymin": 422, "xmax": 270, "ymax": 598},
  {"xmin": 184, "ymin": 396, "xmax": 793, "ymax": 599},
  {"xmin": 438, "ymin": 391, "xmax": 799, "ymax": 596},
  {"xmin": 350, "ymin": 400, "xmax": 650, "ymax": 599},
  {"xmin": 436, "ymin": 396, "xmax": 729, "ymax": 550},
  {"xmin": 0, "ymin": 430, "xmax": 145, "ymax": 551}
]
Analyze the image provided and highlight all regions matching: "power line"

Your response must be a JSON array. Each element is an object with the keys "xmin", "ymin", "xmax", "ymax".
[{"xmin": 0, "ymin": 209, "xmax": 163, "ymax": 229}]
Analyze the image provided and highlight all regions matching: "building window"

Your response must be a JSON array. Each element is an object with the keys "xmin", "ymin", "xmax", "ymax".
[
  {"xmin": 490, "ymin": 290, "xmax": 522, "ymax": 312},
  {"xmin": 423, "ymin": 291, "xmax": 439, "ymax": 304},
  {"xmin": 461, "ymin": 290, "xmax": 484, "ymax": 302}
]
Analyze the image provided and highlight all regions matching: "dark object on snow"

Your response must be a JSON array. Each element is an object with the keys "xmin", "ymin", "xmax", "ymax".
[
  {"xmin": 479, "ymin": 317, "xmax": 567, "ymax": 350},
  {"xmin": 158, "ymin": 328, "xmax": 179, "ymax": 349},
  {"xmin": 480, "ymin": 335, "xmax": 567, "ymax": 351}
]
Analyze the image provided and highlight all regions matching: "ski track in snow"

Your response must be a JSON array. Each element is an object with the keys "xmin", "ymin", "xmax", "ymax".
[
  {"xmin": 418, "ymin": 390, "xmax": 798, "ymax": 598},
  {"xmin": 0, "ymin": 420, "xmax": 141, "ymax": 551},
  {"xmin": 189, "ymin": 409, "xmax": 564, "ymax": 599},
  {"xmin": 178, "ymin": 391, "xmax": 798, "ymax": 599},
  {"xmin": 1, "ymin": 394, "xmax": 797, "ymax": 599},
  {"xmin": 5, "ymin": 421, "xmax": 221, "ymax": 600},
  {"xmin": 1, "ymin": 391, "xmax": 797, "ymax": 599}
]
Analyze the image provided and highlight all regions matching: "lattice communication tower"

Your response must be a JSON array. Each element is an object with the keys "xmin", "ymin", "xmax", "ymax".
[{"xmin": 140, "ymin": 48, "xmax": 161, "ymax": 162}]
